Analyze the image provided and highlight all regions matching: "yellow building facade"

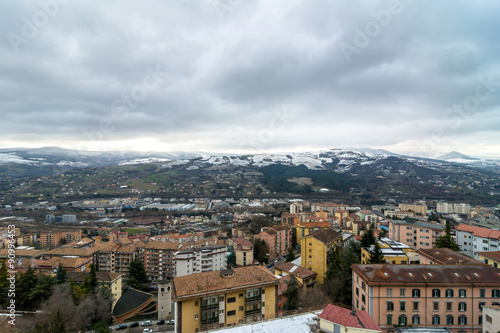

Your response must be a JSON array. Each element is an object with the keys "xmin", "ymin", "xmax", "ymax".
[
  {"xmin": 301, "ymin": 228, "xmax": 342, "ymax": 284},
  {"xmin": 360, "ymin": 238, "xmax": 419, "ymax": 265},
  {"xmin": 173, "ymin": 266, "xmax": 278, "ymax": 333}
]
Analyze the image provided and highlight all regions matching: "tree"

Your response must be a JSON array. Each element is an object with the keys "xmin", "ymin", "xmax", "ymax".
[
  {"xmin": 88, "ymin": 264, "xmax": 98, "ymax": 293},
  {"xmin": 360, "ymin": 226, "xmax": 376, "ymax": 247},
  {"xmin": 377, "ymin": 228, "xmax": 388, "ymax": 240},
  {"xmin": 291, "ymin": 227, "xmax": 297, "ymax": 248},
  {"xmin": 283, "ymin": 276, "xmax": 300, "ymax": 311},
  {"xmin": 285, "ymin": 247, "xmax": 295, "ymax": 262},
  {"xmin": 253, "ymin": 239, "xmax": 269, "ymax": 264},
  {"xmin": 368, "ymin": 242, "xmax": 386, "ymax": 264},
  {"xmin": 17, "ymin": 266, "xmax": 39, "ymax": 310},
  {"xmin": 0, "ymin": 260, "xmax": 8, "ymax": 306},
  {"xmin": 299, "ymin": 286, "xmax": 329, "ymax": 308},
  {"xmin": 56, "ymin": 264, "xmax": 67, "ymax": 284},
  {"xmin": 435, "ymin": 223, "xmax": 460, "ymax": 252},
  {"xmin": 127, "ymin": 258, "xmax": 148, "ymax": 290}
]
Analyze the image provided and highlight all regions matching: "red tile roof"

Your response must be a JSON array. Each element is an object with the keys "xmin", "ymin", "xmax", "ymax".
[
  {"xmin": 319, "ymin": 304, "xmax": 381, "ymax": 331},
  {"xmin": 456, "ymin": 224, "xmax": 500, "ymax": 240}
]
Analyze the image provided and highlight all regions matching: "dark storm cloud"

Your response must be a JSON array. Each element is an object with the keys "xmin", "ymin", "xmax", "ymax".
[{"xmin": 0, "ymin": 0, "xmax": 499, "ymax": 157}]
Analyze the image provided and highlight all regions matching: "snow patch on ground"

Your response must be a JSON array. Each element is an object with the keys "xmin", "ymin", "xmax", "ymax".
[
  {"xmin": 216, "ymin": 312, "xmax": 320, "ymax": 333},
  {"xmin": 118, "ymin": 157, "xmax": 170, "ymax": 165}
]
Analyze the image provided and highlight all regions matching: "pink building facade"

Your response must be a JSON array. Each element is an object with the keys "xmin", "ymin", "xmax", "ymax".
[
  {"xmin": 388, "ymin": 219, "xmax": 445, "ymax": 250},
  {"xmin": 352, "ymin": 264, "xmax": 500, "ymax": 333},
  {"xmin": 256, "ymin": 224, "xmax": 292, "ymax": 259}
]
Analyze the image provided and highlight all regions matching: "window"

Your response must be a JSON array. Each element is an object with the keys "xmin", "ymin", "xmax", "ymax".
[
  {"xmin": 227, "ymin": 310, "xmax": 236, "ymax": 316},
  {"xmin": 432, "ymin": 289, "xmax": 441, "ymax": 297},
  {"xmin": 458, "ymin": 314, "xmax": 467, "ymax": 325},
  {"xmin": 433, "ymin": 302, "xmax": 439, "ymax": 311},
  {"xmin": 446, "ymin": 315, "xmax": 454, "ymax": 325},
  {"xmin": 413, "ymin": 301, "xmax": 419, "ymax": 311},
  {"xmin": 432, "ymin": 315, "xmax": 440, "ymax": 325},
  {"xmin": 387, "ymin": 288, "xmax": 393, "ymax": 297},
  {"xmin": 459, "ymin": 289, "xmax": 466, "ymax": 298},
  {"xmin": 479, "ymin": 314, "xmax": 483, "ymax": 325},
  {"xmin": 362, "ymin": 282, "xmax": 366, "ymax": 291},
  {"xmin": 386, "ymin": 314, "xmax": 393, "ymax": 325},
  {"xmin": 480, "ymin": 289, "xmax": 485, "ymax": 298},
  {"xmin": 387, "ymin": 301, "xmax": 394, "ymax": 311},
  {"xmin": 459, "ymin": 302, "xmax": 467, "ymax": 312},
  {"xmin": 446, "ymin": 302, "xmax": 452, "ymax": 311},
  {"xmin": 195, "ymin": 301, "xmax": 199, "ymax": 306},
  {"xmin": 227, "ymin": 297, "xmax": 236, "ymax": 303},
  {"xmin": 479, "ymin": 302, "xmax": 485, "ymax": 311},
  {"xmin": 356, "ymin": 287, "xmax": 359, "ymax": 296},
  {"xmin": 195, "ymin": 314, "xmax": 199, "ymax": 320},
  {"xmin": 446, "ymin": 289, "xmax": 453, "ymax": 298},
  {"xmin": 239, "ymin": 293, "xmax": 244, "ymax": 298},
  {"xmin": 412, "ymin": 315, "xmax": 420, "ymax": 325},
  {"xmin": 362, "ymin": 295, "xmax": 366, "ymax": 303},
  {"xmin": 486, "ymin": 314, "xmax": 492, "ymax": 323},
  {"xmin": 400, "ymin": 288, "xmax": 406, "ymax": 297},
  {"xmin": 412, "ymin": 289, "xmax": 420, "ymax": 297},
  {"xmin": 492, "ymin": 289, "xmax": 500, "ymax": 298},
  {"xmin": 400, "ymin": 301, "xmax": 406, "ymax": 311},
  {"xmin": 398, "ymin": 315, "xmax": 407, "ymax": 326}
]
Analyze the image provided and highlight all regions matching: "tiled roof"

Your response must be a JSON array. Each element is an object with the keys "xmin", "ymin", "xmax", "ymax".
[
  {"xmin": 418, "ymin": 248, "xmax": 479, "ymax": 264},
  {"xmin": 271, "ymin": 224, "xmax": 291, "ymax": 231},
  {"xmin": 145, "ymin": 241, "xmax": 180, "ymax": 250},
  {"xmin": 307, "ymin": 228, "xmax": 341, "ymax": 244},
  {"xmin": 456, "ymin": 224, "xmax": 500, "ymax": 240},
  {"xmin": 67, "ymin": 271, "xmax": 122, "ymax": 283},
  {"xmin": 275, "ymin": 262, "xmax": 317, "ymax": 280},
  {"xmin": 476, "ymin": 251, "xmax": 500, "ymax": 262},
  {"xmin": 36, "ymin": 257, "xmax": 90, "ymax": 269},
  {"xmin": 173, "ymin": 266, "xmax": 278, "ymax": 299},
  {"xmin": 231, "ymin": 238, "xmax": 253, "ymax": 247},
  {"xmin": 0, "ymin": 249, "xmax": 44, "ymax": 258},
  {"xmin": 319, "ymin": 304, "xmax": 381, "ymax": 331},
  {"xmin": 352, "ymin": 264, "xmax": 500, "ymax": 285}
]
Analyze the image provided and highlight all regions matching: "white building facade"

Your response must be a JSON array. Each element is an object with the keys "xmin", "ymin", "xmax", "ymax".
[{"xmin": 174, "ymin": 244, "xmax": 227, "ymax": 277}]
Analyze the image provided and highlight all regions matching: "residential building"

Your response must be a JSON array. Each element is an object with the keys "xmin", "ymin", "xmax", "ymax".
[
  {"xmin": 94, "ymin": 241, "xmax": 145, "ymax": 275},
  {"xmin": 68, "ymin": 271, "xmax": 123, "ymax": 308},
  {"xmin": 256, "ymin": 224, "xmax": 292, "ymax": 259},
  {"xmin": 352, "ymin": 264, "xmax": 500, "ymax": 333},
  {"xmin": 310, "ymin": 202, "xmax": 348, "ymax": 215},
  {"xmin": 361, "ymin": 238, "xmax": 419, "ymax": 265},
  {"xmin": 437, "ymin": 203, "xmax": 471, "ymax": 215},
  {"xmin": 145, "ymin": 241, "xmax": 180, "ymax": 281},
  {"xmin": 36, "ymin": 256, "xmax": 92, "ymax": 273},
  {"xmin": 385, "ymin": 211, "xmax": 415, "ymax": 220},
  {"xmin": 296, "ymin": 220, "xmax": 331, "ymax": 245},
  {"xmin": 455, "ymin": 224, "xmax": 500, "ymax": 259},
  {"xmin": 388, "ymin": 218, "xmax": 445, "ymax": 250},
  {"xmin": 281, "ymin": 212, "xmax": 300, "ymax": 226},
  {"xmin": 39, "ymin": 229, "xmax": 82, "ymax": 247},
  {"xmin": 228, "ymin": 238, "xmax": 254, "ymax": 266},
  {"xmin": 175, "ymin": 244, "xmax": 227, "ymax": 277},
  {"xmin": 301, "ymin": 228, "xmax": 342, "ymax": 284},
  {"xmin": 419, "ymin": 248, "xmax": 479, "ymax": 265},
  {"xmin": 477, "ymin": 251, "xmax": 500, "ymax": 269},
  {"xmin": 289, "ymin": 201, "xmax": 303, "ymax": 214},
  {"xmin": 274, "ymin": 262, "xmax": 317, "ymax": 292},
  {"xmin": 399, "ymin": 203, "xmax": 428, "ymax": 216},
  {"xmin": 319, "ymin": 304, "xmax": 381, "ymax": 333},
  {"xmin": 172, "ymin": 266, "xmax": 278, "ymax": 333},
  {"xmin": 483, "ymin": 305, "xmax": 500, "ymax": 333},
  {"xmin": 13, "ymin": 233, "xmax": 35, "ymax": 246}
]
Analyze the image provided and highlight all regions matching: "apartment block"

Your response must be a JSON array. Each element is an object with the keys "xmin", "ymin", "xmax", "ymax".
[
  {"xmin": 477, "ymin": 251, "xmax": 500, "ymax": 269},
  {"xmin": 388, "ymin": 219, "xmax": 445, "ymax": 250},
  {"xmin": 361, "ymin": 238, "xmax": 419, "ymax": 265},
  {"xmin": 145, "ymin": 241, "xmax": 181, "ymax": 281},
  {"xmin": 296, "ymin": 220, "xmax": 331, "ymax": 245},
  {"xmin": 228, "ymin": 238, "xmax": 254, "ymax": 266},
  {"xmin": 301, "ymin": 228, "xmax": 342, "ymax": 284},
  {"xmin": 352, "ymin": 264, "xmax": 500, "ymax": 333},
  {"xmin": 398, "ymin": 203, "xmax": 428, "ymax": 216},
  {"xmin": 94, "ymin": 241, "xmax": 145, "ymax": 275},
  {"xmin": 437, "ymin": 202, "xmax": 472, "ymax": 215},
  {"xmin": 310, "ymin": 202, "xmax": 348, "ymax": 215},
  {"xmin": 455, "ymin": 224, "xmax": 500, "ymax": 259},
  {"xmin": 172, "ymin": 266, "xmax": 278, "ymax": 333},
  {"xmin": 175, "ymin": 244, "xmax": 227, "ymax": 277},
  {"xmin": 256, "ymin": 224, "xmax": 292, "ymax": 259},
  {"xmin": 39, "ymin": 229, "xmax": 82, "ymax": 247}
]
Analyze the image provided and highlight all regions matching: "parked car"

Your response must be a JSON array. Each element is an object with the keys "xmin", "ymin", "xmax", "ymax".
[
  {"xmin": 157, "ymin": 320, "xmax": 165, "ymax": 325},
  {"xmin": 129, "ymin": 322, "xmax": 139, "ymax": 327},
  {"xmin": 141, "ymin": 320, "xmax": 153, "ymax": 326},
  {"xmin": 115, "ymin": 324, "xmax": 127, "ymax": 330},
  {"xmin": 143, "ymin": 329, "xmax": 153, "ymax": 333},
  {"xmin": 167, "ymin": 319, "xmax": 175, "ymax": 325}
]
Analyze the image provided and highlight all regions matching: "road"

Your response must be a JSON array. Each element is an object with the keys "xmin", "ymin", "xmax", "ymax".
[{"xmin": 111, "ymin": 323, "xmax": 174, "ymax": 333}]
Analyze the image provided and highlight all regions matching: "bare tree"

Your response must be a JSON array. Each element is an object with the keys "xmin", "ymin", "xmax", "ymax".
[
  {"xmin": 34, "ymin": 284, "xmax": 78, "ymax": 332},
  {"xmin": 299, "ymin": 286, "xmax": 330, "ymax": 308}
]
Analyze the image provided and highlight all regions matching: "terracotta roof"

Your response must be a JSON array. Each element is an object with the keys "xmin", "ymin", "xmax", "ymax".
[
  {"xmin": 352, "ymin": 264, "xmax": 500, "ymax": 285},
  {"xmin": 307, "ymin": 228, "xmax": 341, "ymax": 244},
  {"xmin": 319, "ymin": 304, "xmax": 381, "ymax": 331},
  {"xmin": 0, "ymin": 249, "xmax": 44, "ymax": 258},
  {"xmin": 67, "ymin": 271, "xmax": 122, "ymax": 283},
  {"xmin": 271, "ymin": 224, "xmax": 291, "ymax": 231},
  {"xmin": 275, "ymin": 262, "xmax": 317, "ymax": 280},
  {"xmin": 173, "ymin": 266, "xmax": 278, "ymax": 299},
  {"xmin": 418, "ymin": 248, "xmax": 479, "ymax": 265},
  {"xmin": 36, "ymin": 257, "xmax": 90, "ymax": 269},
  {"xmin": 44, "ymin": 247, "xmax": 98, "ymax": 257},
  {"xmin": 145, "ymin": 241, "xmax": 180, "ymax": 250},
  {"xmin": 477, "ymin": 251, "xmax": 500, "ymax": 262},
  {"xmin": 263, "ymin": 229, "xmax": 276, "ymax": 235},
  {"xmin": 231, "ymin": 238, "xmax": 253, "ymax": 247},
  {"xmin": 456, "ymin": 224, "xmax": 500, "ymax": 240}
]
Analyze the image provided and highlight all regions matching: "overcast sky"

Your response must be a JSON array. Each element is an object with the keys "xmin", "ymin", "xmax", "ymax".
[{"xmin": 1, "ymin": 0, "xmax": 500, "ymax": 158}]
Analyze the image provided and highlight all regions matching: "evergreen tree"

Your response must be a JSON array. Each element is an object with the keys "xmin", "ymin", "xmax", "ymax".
[
  {"xmin": 49, "ymin": 309, "xmax": 66, "ymax": 333},
  {"xmin": 283, "ymin": 276, "xmax": 300, "ymax": 311},
  {"xmin": 360, "ymin": 226, "xmax": 376, "ymax": 247},
  {"xmin": 0, "ymin": 259, "xmax": 8, "ymax": 305},
  {"xmin": 435, "ymin": 223, "xmax": 460, "ymax": 252},
  {"xmin": 368, "ymin": 242, "xmax": 386, "ymax": 264},
  {"xmin": 88, "ymin": 264, "xmax": 98, "ymax": 293},
  {"xmin": 56, "ymin": 263, "xmax": 67, "ymax": 284},
  {"xmin": 17, "ymin": 266, "xmax": 39, "ymax": 310},
  {"xmin": 285, "ymin": 247, "xmax": 295, "ymax": 262},
  {"xmin": 127, "ymin": 258, "xmax": 148, "ymax": 290}
]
